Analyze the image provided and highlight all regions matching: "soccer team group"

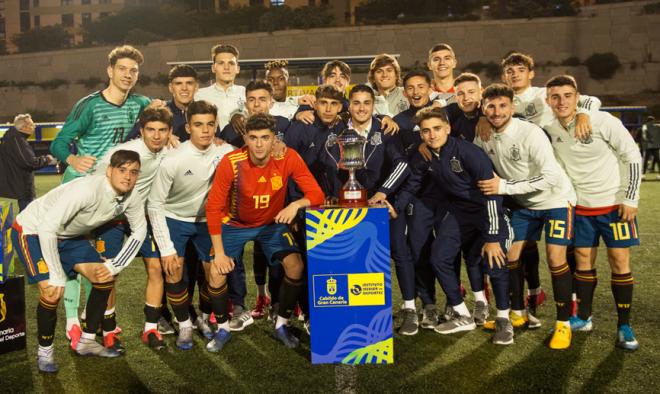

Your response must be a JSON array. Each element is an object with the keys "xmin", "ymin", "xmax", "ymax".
[{"xmin": 10, "ymin": 41, "xmax": 642, "ymax": 373}]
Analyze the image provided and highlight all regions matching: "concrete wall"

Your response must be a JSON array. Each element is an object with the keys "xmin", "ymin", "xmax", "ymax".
[{"xmin": 0, "ymin": 1, "xmax": 658, "ymax": 120}]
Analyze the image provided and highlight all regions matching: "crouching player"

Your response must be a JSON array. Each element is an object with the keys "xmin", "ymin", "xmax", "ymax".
[
  {"xmin": 397, "ymin": 108, "xmax": 514, "ymax": 345},
  {"xmin": 148, "ymin": 101, "xmax": 234, "ymax": 350},
  {"xmin": 544, "ymin": 75, "xmax": 642, "ymax": 350},
  {"xmin": 11, "ymin": 150, "xmax": 146, "ymax": 372},
  {"xmin": 93, "ymin": 106, "xmax": 172, "ymax": 350},
  {"xmin": 206, "ymin": 113, "xmax": 324, "ymax": 351}
]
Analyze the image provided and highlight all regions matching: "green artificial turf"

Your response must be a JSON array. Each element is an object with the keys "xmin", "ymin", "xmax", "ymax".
[{"xmin": 0, "ymin": 174, "xmax": 658, "ymax": 393}]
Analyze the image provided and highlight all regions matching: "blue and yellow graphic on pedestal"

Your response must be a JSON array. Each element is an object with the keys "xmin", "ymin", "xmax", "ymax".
[
  {"xmin": 306, "ymin": 207, "xmax": 392, "ymax": 365},
  {"xmin": 0, "ymin": 202, "xmax": 15, "ymax": 283}
]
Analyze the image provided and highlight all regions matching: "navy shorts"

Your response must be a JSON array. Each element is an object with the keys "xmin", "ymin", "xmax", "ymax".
[
  {"xmin": 510, "ymin": 206, "xmax": 574, "ymax": 246},
  {"xmin": 221, "ymin": 224, "xmax": 298, "ymax": 266},
  {"xmin": 166, "ymin": 217, "xmax": 212, "ymax": 261},
  {"xmin": 95, "ymin": 221, "xmax": 160, "ymax": 259},
  {"xmin": 574, "ymin": 209, "xmax": 640, "ymax": 248},
  {"xmin": 11, "ymin": 223, "xmax": 103, "ymax": 285}
]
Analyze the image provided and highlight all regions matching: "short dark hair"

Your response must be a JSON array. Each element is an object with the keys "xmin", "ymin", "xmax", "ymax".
[
  {"xmin": 108, "ymin": 45, "xmax": 144, "ymax": 67},
  {"xmin": 246, "ymin": 80, "xmax": 274, "ymax": 96},
  {"xmin": 186, "ymin": 100, "xmax": 217, "ymax": 123},
  {"xmin": 168, "ymin": 64, "xmax": 198, "ymax": 82},
  {"xmin": 211, "ymin": 44, "xmax": 239, "ymax": 62},
  {"xmin": 402, "ymin": 70, "xmax": 431, "ymax": 87},
  {"xmin": 245, "ymin": 113, "xmax": 276, "ymax": 133},
  {"xmin": 315, "ymin": 85, "xmax": 345, "ymax": 102},
  {"xmin": 139, "ymin": 106, "xmax": 173, "ymax": 128},
  {"xmin": 501, "ymin": 52, "xmax": 534, "ymax": 71},
  {"xmin": 428, "ymin": 43, "xmax": 455, "ymax": 58},
  {"xmin": 454, "ymin": 72, "xmax": 482, "ymax": 87},
  {"xmin": 545, "ymin": 74, "xmax": 578, "ymax": 91},
  {"xmin": 348, "ymin": 84, "xmax": 375, "ymax": 101},
  {"xmin": 321, "ymin": 60, "xmax": 351, "ymax": 80},
  {"xmin": 414, "ymin": 107, "xmax": 449, "ymax": 126},
  {"xmin": 368, "ymin": 54, "xmax": 402, "ymax": 87},
  {"xmin": 109, "ymin": 149, "xmax": 140, "ymax": 168},
  {"xmin": 482, "ymin": 83, "xmax": 515, "ymax": 103}
]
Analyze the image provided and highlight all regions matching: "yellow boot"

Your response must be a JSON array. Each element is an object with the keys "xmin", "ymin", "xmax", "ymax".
[{"xmin": 549, "ymin": 321, "xmax": 572, "ymax": 350}]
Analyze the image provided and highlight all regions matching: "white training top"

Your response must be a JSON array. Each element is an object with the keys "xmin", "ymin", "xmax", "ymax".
[
  {"xmin": 543, "ymin": 111, "xmax": 642, "ymax": 208},
  {"xmin": 93, "ymin": 138, "xmax": 168, "ymax": 202},
  {"xmin": 148, "ymin": 140, "xmax": 234, "ymax": 257},
  {"xmin": 475, "ymin": 117, "xmax": 576, "ymax": 210},
  {"xmin": 515, "ymin": 86, "xmax": 601, "ymax": 127},
  {"xmin": 15, "ymin": 175, "xmax": 146, "ymax": 286},
  {"xmin": 271, "ymin": 96, "xmax": 299, "ymax": 120},
  {"xmin": 195, "ymin": 83, "xmax": 246, "ymax": 129}
]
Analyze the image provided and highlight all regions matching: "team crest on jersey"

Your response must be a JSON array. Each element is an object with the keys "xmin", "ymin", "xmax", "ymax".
[
  {"xmin": 450, "ymin": 156, "xmax": 464, "ymax": 173},
  {"xmin": 270, "ymin": 175, "xmax": 283, "ymax": 191},
  {"xmin": 212, "ymin": 155, "xmax": 222, "ymax": 169},
  {"xmin": 580, "ymin": 135, "xmax": 594, "ymax": 144},
  {"xmin": 510, "ymin": 145, "xmax": 521, "ymax": 161},
  {"xmin": 37, "ymin": 258, "xmax": 48, "ymax": 274},
  {"xmin": 237, "ymin": 97, "xmax": 245, "ymax": 111},
  {"xmin": 370, "ymin": 132, "xmax": 382, "ymax": 146},
  {"xmin": 114, "ymin": 203, "xmax": 125, "ymax": 217},
  {"xmin": 525, "ymin": 103, "xmax": 537, "ymax": 117},
  {"xmin": 397, "ymin": 101, "xmax": 408, "ymax": 114}
]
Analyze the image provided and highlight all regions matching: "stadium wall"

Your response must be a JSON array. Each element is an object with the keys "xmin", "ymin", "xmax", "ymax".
[{"xmin": 0, "ymin": 1, "xmax": 658, "ymax": 120}]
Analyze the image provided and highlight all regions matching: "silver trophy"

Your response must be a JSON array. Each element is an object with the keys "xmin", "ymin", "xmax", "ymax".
[{"xmin": 326, "ymin": 128, "xmax": 368, "ymax": 206}]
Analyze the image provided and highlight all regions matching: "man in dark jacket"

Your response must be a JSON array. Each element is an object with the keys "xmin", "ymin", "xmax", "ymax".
[{"xmin": 0, "ymin": 114, "xmax": 55, "ymax": 211}]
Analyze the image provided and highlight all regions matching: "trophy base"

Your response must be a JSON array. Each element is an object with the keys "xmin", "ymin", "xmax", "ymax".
[{"xmin": 339, "ymin": 189, "xmax": 367, "ymax": 207}]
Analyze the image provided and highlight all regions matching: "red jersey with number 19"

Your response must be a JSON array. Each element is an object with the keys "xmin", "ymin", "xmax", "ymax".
[{"xmin": 206, "ymin": 147, "xmax": 324, "ymax": 235}]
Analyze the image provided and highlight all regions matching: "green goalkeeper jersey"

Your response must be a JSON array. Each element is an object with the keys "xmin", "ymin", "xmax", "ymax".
[{"xmin": 50, "ymin": 90, "xmax": 150, "ymax": 183}]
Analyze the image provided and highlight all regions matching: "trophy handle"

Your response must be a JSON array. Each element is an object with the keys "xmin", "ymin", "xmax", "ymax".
[
  {"xmin": 363, "ymin": 140, "xmax": 376, "ymax": 167},
  {"xmin": 325, "ymin": 134, "xmax": 339, "ymax": 167}
]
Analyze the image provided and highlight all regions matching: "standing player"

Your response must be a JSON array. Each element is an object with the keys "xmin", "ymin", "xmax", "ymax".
[
  {"xmin": 148, "ymin": 101, "xmax": 234, "ymax": 350},
  {"xmin": 427, "ymin": 43, "xmax": 458, "ymax": 105},
  {"xmin": 93, "ymin": 106, "xmax": 173, "ymax": 350},
  {"xmin": 331, "ymin": 84, "xmax": 409, "ymax": 202},
  {"xmin": 284, "ymin": 84, "xmax": 347, "ymax": 330},
  {"xmin": 195, "ymin": 44, "xmax": 246, "ymax": 129},
  {"xmin": 476, "ymin": 84, "xmax": 577, "ymax": 350},
  {"xmin": 11, "ymin": 150, "xmax": 146, "ymax": 372},
  {"xmin": 206, "ymin": 113, "xmax": 324, "ymax": 351},
  {"xmin": 499, "ymin": 52, "xmax": 602, "ymax": 314},
  {"xmin": 49, "ymin": 45, "xmax": 151, "ymax": 347},
  {"xmin": 265, "ymin": 59, "xmax": 300, "ymax": 120},
  {"xmin": 218, "ymin": 80, "xmax": 289, "ymax": 147},
  {"xmin": 295, "ymin": 60, "xmax": 397, "ymax": 132},
  {"xmin": 367, "ymin": 54, "xmax": 409, "ymax": 116},
  {"xmin": 396, "ymin": 107, "xmax": 513, "ymax": 344},
  {"xmin": 390, "ymin": 71, "xmax": 439, "ymax": 334},
  {"xmin": 544, "ymin": 75, "xmax": 642, "ymax": 350}
]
